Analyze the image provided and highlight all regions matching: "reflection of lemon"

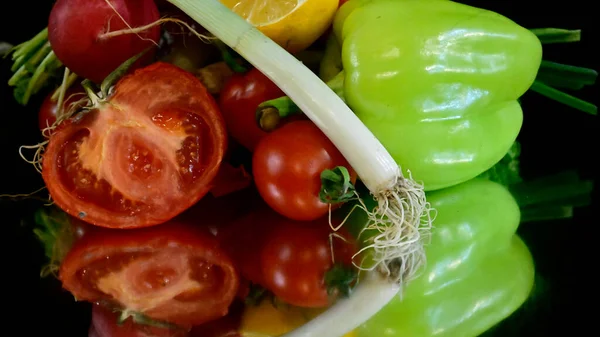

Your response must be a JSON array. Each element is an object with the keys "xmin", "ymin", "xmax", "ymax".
[
  {"xmin": 220, "ymin": 0, "xmax": 339, "ymax": 53},
  {"xmin": 239, "ymin": 300, "xmax": 356, "ymax": 337}
]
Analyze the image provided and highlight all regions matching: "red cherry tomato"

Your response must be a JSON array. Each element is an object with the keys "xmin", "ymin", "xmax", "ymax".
[
  {"xmin": 38, "ymin": 86, "xmax": 86, "ymax": 133},
  {"xmin": 41, "ymin": 62, "xmax": 227, "ymax": 229},
  {"xmin": 90, "ymin": 304, "xmax": 189, "ymax": 337},
  {"xmin": 59, "ymin": 221, "xmax": 240, "ymax": 327},
  {"xmin": 218, "ymin": 68, "xmax": 285, "ymax": 152},
  {"xmin": 252, "ymin": 120, "xmax": 356, "ymax": 221},
  {"xmin": 219, "ymin": 205, "xmax": 358, "ymax": 308}
]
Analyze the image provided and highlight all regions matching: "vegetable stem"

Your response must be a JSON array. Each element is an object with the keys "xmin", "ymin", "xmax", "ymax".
[
  {"xmin": 529, "ymin": 80, "xmax": 597, "ymax": 115},
  {"xmin": 255, "ymin": 72, "xmax": 346, "ymax": 130},
  {"xmin": 319, "ymin": 166, "xmax": 356, "ymax": 204},
  {"xmin": 196, "ymin": 61, "xmax": 234, "ymax": 94},
  {"xmin": 535, "ymin": 60, "xmax": 598, "ymax": 90},
  {"xmin": 22, "ymin": 49, "xmax": 58, "ymax": 105},
  {"xmin": 531, "ymin": 28, "xmax": 581, "ymax": 44},
  {"xmin": 509, "ymin": 170, "xmax": 594, "ymax": 223},
  {"xmin": 6, "ymin": 27, "xmax": 65, "ymax": 105},
  {"xmin": 256, "ymin": 96, "xmax": 301, "ymax": 131},
  {"xmin": 9, "ymin": 28, "xmax": 49, "ymax": 71},
  {"xmin": 213, "ymin": 39, "xmax": 249, "ymax": 73},
  {"xmin": 99, "ymin": 47, "xmax": 151, "ymax": 95}
]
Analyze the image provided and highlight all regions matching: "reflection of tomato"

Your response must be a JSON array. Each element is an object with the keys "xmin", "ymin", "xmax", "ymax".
[
  {"xmin": 218, "ymin": 68, "xmax": 285, "ymax": 152},
  {"xmin": 42, "ymin": 62, "xmax": 227, "ymax": 229},
  {"xmin": 90, "ymin": 304, "xmax": 189, "ymax": 337},
  {"xmin": 175, "ymin": 186, "xmax": 261, "ymax": 237},
  {"xmin": 253, "ymin": 120, "xmax": 356, "ymax": 221},
  {"xmin": 59, "ymin": 221, "xmax": 240, "ymax": 327},
  {"xmin": 261, "ymin": 212, "xmax": 357, "ymax": 308},
  {"xmin": 220, "ymin": 205, "xmax": 358, "ymax": 308},
  {"xmin": 189, "ymin": 301, "xmax": 244, "ymax": 337},
  {"xmin": 38, "ymin": 86, "xmax": 86, "ymax": 133}
]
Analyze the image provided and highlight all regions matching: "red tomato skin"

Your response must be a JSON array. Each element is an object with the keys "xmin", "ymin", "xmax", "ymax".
[
  {"xmin": 42, "ymin": 62, "xmax": 227, "ymax": 229},
  {"xmin": 59, "ymin": 221, "xmax": 240, "ymax": 327},
  {"xmin": 38, "ymin": 86, "xmax": 86, "ymax": 133},
  {"xmin": 48, "ymin": 0, "xmax": 160, "ymax": 83},
  {"xmin": 91, "ymin": 304, "xmax": 190, "ymax": 337},
  {"xmin": 260, "ymin": 212, "xmax": 357, "ymax": 308},
  {"xmin": 218, "ymin": 68, "xmax": 285, "ymax": 152},
  {"xmin": 252, "ymin": 120, "xmax": 356, "ymax": 221},
  {"xmin": 219, "ymin": 206, "xmax": 358, "ymax": 308}
]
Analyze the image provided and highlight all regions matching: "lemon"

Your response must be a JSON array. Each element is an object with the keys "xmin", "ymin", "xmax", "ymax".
[{"xmin": 220, "ymin": 0, "xmax": 339, "ymax": 53}]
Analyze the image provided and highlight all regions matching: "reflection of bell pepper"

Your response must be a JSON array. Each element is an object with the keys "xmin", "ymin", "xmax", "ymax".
[
  {"xmin": 341, "ymin": 151, "xmax": 593, "ymax": 337},
  {"xmin": 353, "ymin": 178, "xmax": 534, "ymax": 337},
  {"xmin": 323, "ymin": 0, "xmax": 542, "ymax": 191}
]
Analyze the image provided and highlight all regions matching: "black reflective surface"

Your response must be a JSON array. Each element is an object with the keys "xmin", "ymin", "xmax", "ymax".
[{"xmin": 1, "ymin": 1, "xmax": 597, "ymax": 336}]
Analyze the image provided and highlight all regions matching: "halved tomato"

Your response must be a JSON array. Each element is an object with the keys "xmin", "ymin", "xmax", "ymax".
[
  {"xmin": 42, "ymin": 62, "xmax": 227, "ymax": 229},
  {"xmin": 59, "ymin": 221, "xmax": 240, "ymax": 327}
]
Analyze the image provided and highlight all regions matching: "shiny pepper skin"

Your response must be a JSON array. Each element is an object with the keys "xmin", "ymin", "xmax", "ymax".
[
  {"xmin": 329, "ymin": 0, "xmax": 543, "ymax": 191},
  {"xmin": 348, "ymin": 178, "xmax": 535, "ymax": 337}
]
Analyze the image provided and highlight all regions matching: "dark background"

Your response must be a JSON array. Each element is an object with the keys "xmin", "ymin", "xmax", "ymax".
[{"xmin": 0, "ymin": 1, "xmax": 597, "ymax": 336}]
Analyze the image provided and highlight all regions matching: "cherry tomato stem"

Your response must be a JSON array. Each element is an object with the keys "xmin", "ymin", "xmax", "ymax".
[{"xmin": 256, "ymin": 97, "xmax": 302, "ymax": 132}]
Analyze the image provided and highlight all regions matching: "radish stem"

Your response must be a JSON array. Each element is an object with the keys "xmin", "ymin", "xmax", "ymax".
[{"xmin": 167, "ymin": 1, "xmax": 434, "ymax": 335}]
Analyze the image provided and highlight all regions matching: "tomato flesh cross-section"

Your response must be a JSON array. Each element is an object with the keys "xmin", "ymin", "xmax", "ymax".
[{"xmin": 42, "ymin": 62, "xmax": 227, "ymax": 228}]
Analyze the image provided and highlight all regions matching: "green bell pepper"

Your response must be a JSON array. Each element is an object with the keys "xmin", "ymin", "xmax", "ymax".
[
  {"xmin": 351, "ymin": 178, "xmax": 534, "ymax": 337},
  {"xmin": 323, "ymin": 0, "xmax": 542, "ymax": 191}
]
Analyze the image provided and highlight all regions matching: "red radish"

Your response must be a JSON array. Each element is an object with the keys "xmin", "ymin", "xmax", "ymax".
[{"xmin": 48, "ymin": 0, "xmax": 161, "ymax": 84}]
